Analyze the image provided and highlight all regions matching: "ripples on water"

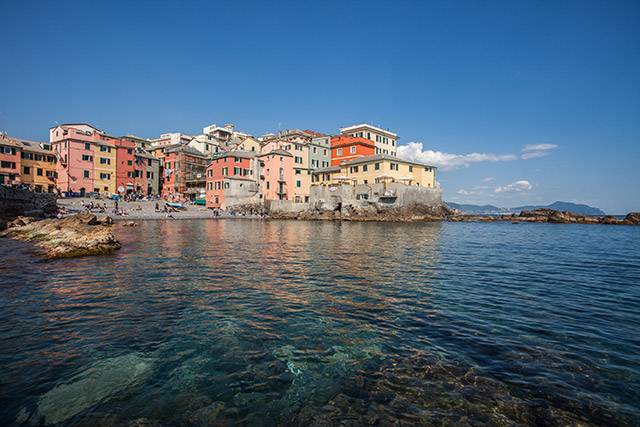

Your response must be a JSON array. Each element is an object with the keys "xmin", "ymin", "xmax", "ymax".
[{"xmin": 0, "ymin": 220, "xmax": 639, "ymax": 426}]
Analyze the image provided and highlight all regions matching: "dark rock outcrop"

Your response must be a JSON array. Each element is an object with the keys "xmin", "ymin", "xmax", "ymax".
[
  {"xmin": 446, "ymin": 208, "xmax": 638, "ymax": 226},
  {"xmin": 0, "ymin": 186, "xmax": 57, "ymax": 220},
  {"xmin": 1, "ymin": 212, "xmax": 121, "ymax": 259},
  {"xmin": 270, "ymin": 203, "xmax": 451, "ymax": 222},
  {"xmin": 623, "ymin": 212, "xmax": 640, "ymax": 225}
]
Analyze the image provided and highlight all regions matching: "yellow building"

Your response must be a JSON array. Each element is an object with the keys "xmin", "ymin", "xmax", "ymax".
[
  {"xmin": 17, "ymin": 139, "xmax": 58, "ymax": 193},
  {"xmin": 236, "ymin": 136, "xmax": 261, "ymax": 153},
  {"xmin": 312, "ymin": 154, "xmax": 436, "ymax": 188},
  {"xmin": 93, "ymin": 140, "xmax": 116, "ymax": 194}
]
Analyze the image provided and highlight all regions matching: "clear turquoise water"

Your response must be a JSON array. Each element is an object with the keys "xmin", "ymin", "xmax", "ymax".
[{"xmin": 1, "ymin": 220, "xmax": 639, "ymax": 426}]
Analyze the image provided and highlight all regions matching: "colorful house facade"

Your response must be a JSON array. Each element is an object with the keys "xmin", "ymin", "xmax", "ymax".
[
  {"xmin": 259, "ymin": 149, "xmax": 293, "ymax": 201},
  {"xmin": 161, "ymin": 145, "xmax": 209, "ymax": 200},
  {"xmin": 313, "ymin": 154, "xmax": 437, "ymax": 187},
  {"xmin": 339, "ymin": 123, "xmax": 398, "ymax": 156},
  {"xmin": 205, "ymin": 151, "xmax": 259, "ymax": 208},
  {"xmin": 0, "ymin": 135, "xmax": 22, "ymax": 186},
  {"xmin": 330, "ymin": 135, "xmax": 376, "ymax": 166},
  {"xmin": 17, "ymin": 139, "xmax": 58, "ymax": 192}
]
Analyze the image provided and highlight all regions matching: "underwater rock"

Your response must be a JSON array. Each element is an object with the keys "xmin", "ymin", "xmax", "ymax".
[
  {"xmin": 21, "ymin": 353, "xmax": 152, "ymax": 425},
  {"xmin": 188, "ymin": 401, "xmax": 225, "ymax": 426}
]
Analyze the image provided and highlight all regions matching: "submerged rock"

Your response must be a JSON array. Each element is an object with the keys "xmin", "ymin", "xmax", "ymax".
[
  {"xmin": 0, "ymin": 212, "xmax": 121, "ymax": 259},
  {"xmin": 20, "ymin": 353, "xmax": 152, "ymax": 425}
]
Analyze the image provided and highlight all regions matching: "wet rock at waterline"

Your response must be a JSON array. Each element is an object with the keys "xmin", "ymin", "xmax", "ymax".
[{"xmin": 0, "ymin": 212, "xmax": 120, "ymax": 259}]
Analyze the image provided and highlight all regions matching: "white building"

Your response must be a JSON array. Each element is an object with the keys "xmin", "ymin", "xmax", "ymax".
[
  {"xmin": 149, "ymin": 132, "xmax": 193, "ymax": 147},
  {"xmin": 339, "ymin": 123, "xmax": 398, "ymax": 156}
]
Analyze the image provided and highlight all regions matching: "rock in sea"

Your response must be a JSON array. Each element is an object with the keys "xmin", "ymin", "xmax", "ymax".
[
  {"xmin": 18, "ymin": 353, "xmax": 152, "ymax": 425},
  {"xmin": 0, "ymin": 212, "xmax": 121, "ymax": 259}
]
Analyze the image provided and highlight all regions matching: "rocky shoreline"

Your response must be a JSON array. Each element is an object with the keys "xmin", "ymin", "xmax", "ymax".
[
  {"xmin": 270, "ymin": 205, "xmax": 640, "ymax": 225},
  {"xmin": 0, "ymin": 212, "xmax": 121, "ymax": 259}
]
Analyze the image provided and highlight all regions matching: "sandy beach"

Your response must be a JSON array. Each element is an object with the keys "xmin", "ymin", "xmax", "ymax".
[{"xmin": 57, "ymin": 197, "xmax": 260, "ymax": 220}]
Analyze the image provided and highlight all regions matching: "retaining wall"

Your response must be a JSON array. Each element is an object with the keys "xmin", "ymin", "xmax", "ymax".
[{"xmin": 0, "ymin": 186, "xmax": 58, "ymax": 219}]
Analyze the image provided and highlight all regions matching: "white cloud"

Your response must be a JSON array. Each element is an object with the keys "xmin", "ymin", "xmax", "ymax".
[
  {"xmin": 457, "ymin": 189, "xmax": 472, "ymax": 195},
  {"xmin": 397, "ymin": 142, "xmax": 517, "ymax": 171},
  {"xmin": 494, "ymin": 180, "xmax": 533, "ymax": 193},
  {"xmin": 521, "ymin": 144, "xmax": 558, "ymax": 159},
  {"xmin": 482, "ymin": 177, "xmax": 495, "ymax": 183}
]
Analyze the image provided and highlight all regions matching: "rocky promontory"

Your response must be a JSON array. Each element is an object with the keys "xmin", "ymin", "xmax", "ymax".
[
  {"xmin": 1, "ymin": 212, "xmax": 121, "ymax": 259},
  {"xmin": 448, "ymin": 208, "xmax": 640, "ymax": 225},
  {"xmin": 270, "ymin": 203, "xmax": 640, "ymax": 226}
]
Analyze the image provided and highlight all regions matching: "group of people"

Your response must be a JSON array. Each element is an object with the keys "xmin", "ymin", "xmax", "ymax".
[{"xmin": 82, "ymin": 200, "xmax": 108, "ymax": 213}]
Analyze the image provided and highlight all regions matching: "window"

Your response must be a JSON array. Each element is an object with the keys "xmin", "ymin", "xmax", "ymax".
[
  {"xmin": 126, "ymin": 160, "xmax": 133, "ymax": 166},
  {"xmin": 233, "ymin": 167, "xmax": 241, "ymax": 175},
  {"xmin": 82, "ymin": 154, "xmax": 93, "ymax": 161},
  {"xmin": 350, "ymin": 146, "xmax": 356, "ymax": 154},
  {"xmin": 313, "ymin": 147, "xmax": 317, "ymax": 154},
  {"xmin": 208, "ymin": 182, "xmax": 213, "ymax": 190},
  {"xmin": 409, "ymin": 166, "xmax": 413, "ymax": 172},
  {"xmin": 336, "ymin": 148, "xmax": 342, "ymax": 156},
  {"xmin": 84, "ymin": 143, "xmax": 90, "ymax": 150},
  {"xmin": 222, "ymin": 167, "xmax": 228, "ymax": 176},
  {"xmin": 295, "ymin": 169, "xmax": 301, "ymax": 175},
  {"xmin": 100, "ymin": 157, "xmax": 110, "ymax": 165},
  {"xmin": 266, "ymin": 182, "xmax": 270, "ymax": 190},
  {"xmin": 350, "ymin": 166, "xmax": 359, "ymax": 173},
  {"xmin": 37, "ymin": 168, "xmax": 43, "ymax": 176},
  {"xmin": 83, "ymin": 170, "xmax": 90, "ymax": 178},
  {"xmin": 148, "ymin": 159, "xmax": 152, "ymax": 166},
  {"xmin": 23, "ymin": 166, "xmax": 30, "ymax": 175},
  {"xmin": 363, "ymin": 165, "xmax": 368, "ymax": 172},
  {"xmin": 296, "ymin": 180, "xmax": 301, "ymax": 188},
  {"xmin": 100, "ymin": 173, "xmax": 110, "ymax": 180},
  {"xmin": 375, "ymin": 163, "xmax": 380, "ymax": 170},
  {"xmin": 295, "ymin": 156, "xmax": 303, "ymax": 164},
  {"xmin": 127, "ymin": 149, "xmax": 133, "ymax": 154},
  {"xmin": 100, "ymin": 146, "xmax": 110, "ymax": 152},
  {"xmin": 390, "ymin": 163, "xmax": 399, "ymax": 171}
]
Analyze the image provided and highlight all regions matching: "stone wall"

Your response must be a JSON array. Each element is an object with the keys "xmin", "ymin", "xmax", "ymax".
[
  {"xmin": 0, "ymin": 186, "xmax": 58, "ymax": 219},
  {"xmin": 309, "ymin": 182, "xmax": 442, "ymax": 212},
  {"xmin": 223, "ymin": 180, "xmax": 261, "ymax": 209},
  {"xmin": 266, "ymin": 200, "xmax": 310, "ymax": 214}
]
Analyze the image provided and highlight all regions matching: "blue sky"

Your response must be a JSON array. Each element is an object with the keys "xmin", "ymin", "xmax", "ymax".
[{"xmin": 1, "ymin": 0, "xmax": 638, "ymax": 213}]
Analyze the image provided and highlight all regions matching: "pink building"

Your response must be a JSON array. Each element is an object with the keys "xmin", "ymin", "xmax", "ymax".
[
  {"xmin": 0, "ymin": 135, "xmax": 22, "ymax": 185},
  {"xmin": 205, "ymin": 151, "xmax": 257, "ymax": 208},
  {"xmin": 259, "ymin": 149, "xmax": 293, "ymax": 201},
  {"xmin": 50, "ymin": 123, "xmax": 117, "ymax": 195}
]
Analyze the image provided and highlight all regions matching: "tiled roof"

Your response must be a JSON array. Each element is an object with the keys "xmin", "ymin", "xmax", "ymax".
[{"xmin": 341, "ymin": 154, "xmax": 436, "ymax": 169}]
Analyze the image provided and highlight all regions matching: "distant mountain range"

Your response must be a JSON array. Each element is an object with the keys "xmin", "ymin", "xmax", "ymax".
[{"xmin": 445, "ymin": 201, "xmax": 606, "ymax": 216}]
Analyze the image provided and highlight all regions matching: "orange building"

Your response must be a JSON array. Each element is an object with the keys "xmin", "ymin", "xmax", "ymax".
[{"xmin": 330, "ymin": 135, "xmax": 376, "ymax": 166}]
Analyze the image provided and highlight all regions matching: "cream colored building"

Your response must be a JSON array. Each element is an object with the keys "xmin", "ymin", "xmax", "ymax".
[
  {"xmin": 339, "ymin": 123, "xmax": 398, "ymax": 156},
  {"xmin": 312, "ymin": 154, "xmax": 436, "ymax": 188}
]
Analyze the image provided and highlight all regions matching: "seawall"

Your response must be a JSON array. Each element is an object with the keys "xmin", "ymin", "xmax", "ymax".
[{"xmin": 0, "ymin": 186, "xmax": 58, "ymax": 220}]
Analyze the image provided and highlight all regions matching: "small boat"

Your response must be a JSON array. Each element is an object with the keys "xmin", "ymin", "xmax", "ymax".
[{"xmin": 166, "ymin": 202, "xmax": 186, "ymax": 210}]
